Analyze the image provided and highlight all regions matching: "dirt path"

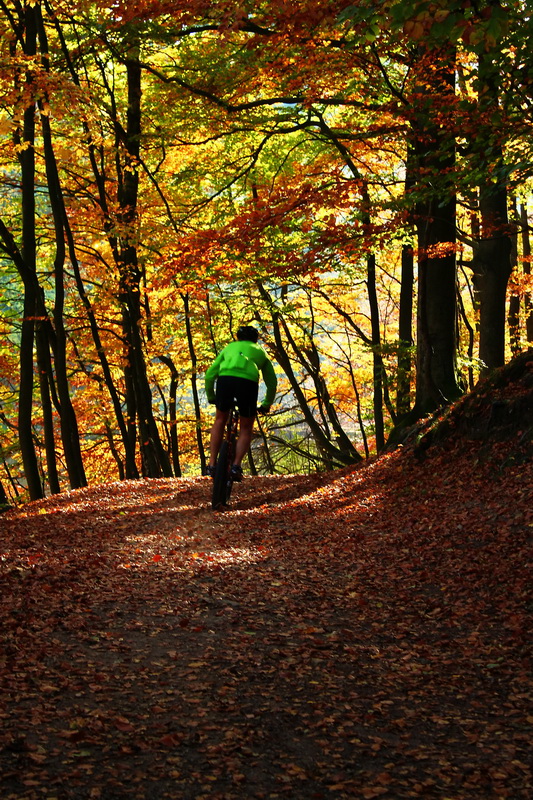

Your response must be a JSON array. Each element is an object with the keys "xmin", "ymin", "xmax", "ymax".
[{"xmin": 1, "ymin": 452, "xmax": 532, "ymax": 799}]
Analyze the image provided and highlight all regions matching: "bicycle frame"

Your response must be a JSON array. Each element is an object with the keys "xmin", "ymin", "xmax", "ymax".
[{"xmin": 211, "ymin": 404, "xmax": 240, "ymax": 511}]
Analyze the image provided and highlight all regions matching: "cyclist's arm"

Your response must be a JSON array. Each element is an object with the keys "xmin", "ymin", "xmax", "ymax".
[
  {"xmin": 205, "ymin": 354, "xmax": 223, "ymax": 403},
  {"xmin": 260, "ymin": 358, "xmax": 277, "ymax": 409}
]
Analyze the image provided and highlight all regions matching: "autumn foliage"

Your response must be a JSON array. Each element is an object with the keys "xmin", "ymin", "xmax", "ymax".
[{"xmin": 1, "ymin": 0, "xmax": 533, "ymax": 502}]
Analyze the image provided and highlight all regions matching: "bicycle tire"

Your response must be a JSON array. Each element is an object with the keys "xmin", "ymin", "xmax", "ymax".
[{"xmin": 212, "ymin": 441, "xmax": 232, "ymax": 510}]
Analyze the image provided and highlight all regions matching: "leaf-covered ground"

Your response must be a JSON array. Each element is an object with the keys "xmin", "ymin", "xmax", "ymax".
[{"xmin": 1, "ymin": 365, "xmax": 532, "ymax": 799}]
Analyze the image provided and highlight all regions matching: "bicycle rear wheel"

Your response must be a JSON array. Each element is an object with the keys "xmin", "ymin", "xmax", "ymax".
[{"xmin": 212, "ymin": 441, "xmax": 233, "ymax": 510}]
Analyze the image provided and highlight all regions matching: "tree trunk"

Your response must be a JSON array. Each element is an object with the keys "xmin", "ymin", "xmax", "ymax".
[
  {"xmin": 40, "ymin": 108, "xmax": 87, "ymax": 489},
  {"xmin": 104, "ymin": 423, "xmax": 125, "ymax": 481},
  {"xmin": 18, "ymin": 291, "xmax": 43, "ymax": 500},
  {"xmin": 278, "ymin": 313, "xmax": 361, "ymax": 460},
  {"xmin": 472, "ymin": 184, "xmax": 512, "ymax": 372},
  {"xmin": 508, "ymin": 197, "xmax": 521, "ymax": 355},
  {"xmin": 315, "ymin": 117, "xmax": 389, "ymax": 449},
  {"xmin": 0, "ymin": 478, "xmax": 8, "ymax": 509},
  {"xmin": 520, "ymin": 202, "xmax": 533, "ymax": 343},
  {"xmin": 158, "ymin": 354, "xmax": 182, "ymax": 477},
  {"xmin": 366, "ymin": 248, "xmax": 386, "ymax": 451},
  {"xmin": 50, "ymin": 13, "xmax": 139, "ymax": 479},
  {"xmin": 413, "ymin": 46, "xmax": 462, "ymax": 411},
  {"xmin": 256, "ymin": 283, "xmax": 361, "ymax": 467},
  {"xmin": 254, "ymin": 413, "xmax": 275, "ymax": 473},
  {"xmin": 416, "ymin": 206, "xmax": 460, "ymax": 408},
  {"xmin": 471, "ymin": 50, "xmax": 512, "ymax": 374},
  {"xmin": 66, "ymin": 232, "xmax": 140, "ymax": 479},
  {"xmin": 117, "ymin": 51, "xmax": 172, "ymax": 478},
  {"xmin": 397, "ymin": 141, "xmax": 416, "ymax": 416},
  {"xmin": 397, "ymin": 243, "xmax": 414, "ymax": 415},
  {"xmin": 15, "ymin": 4, "xmax": 43, "ymax": 500},
  {"xmin": 35, "ymin": 326, "xmax": 61, "ymax": 495},
  {"xmin": 182, "ymin": 293, "xmax": 206, "ymax": 473}
]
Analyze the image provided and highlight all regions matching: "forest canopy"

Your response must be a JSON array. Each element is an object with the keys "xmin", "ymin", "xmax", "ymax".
[{"xmin": 0, "ymin": 0, "xmax": 532, "ymax": 503}]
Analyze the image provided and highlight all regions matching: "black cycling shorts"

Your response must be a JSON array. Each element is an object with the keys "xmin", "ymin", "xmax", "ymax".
[{"xmin": 215, "ymin": 375, "xmax": 258, "ymax": 417}]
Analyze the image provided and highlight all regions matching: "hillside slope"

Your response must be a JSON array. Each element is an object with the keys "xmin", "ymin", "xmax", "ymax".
[{"xmin": 408, "ymin": 347, "xmax": 533, "ymax": 463}]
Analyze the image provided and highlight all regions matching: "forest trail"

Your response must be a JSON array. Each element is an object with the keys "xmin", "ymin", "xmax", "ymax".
[{"xmin": 1, "ymin": 358, "xmax": 532, "ymax": 799}]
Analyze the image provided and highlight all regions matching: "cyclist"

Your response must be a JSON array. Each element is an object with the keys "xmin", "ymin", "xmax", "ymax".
[{"xmin": 205, "ymin": 325, "xmax": 277, "ymax": 481}]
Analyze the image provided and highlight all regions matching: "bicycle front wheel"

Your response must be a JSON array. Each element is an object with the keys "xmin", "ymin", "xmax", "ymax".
[{"xmin": 212, "ymin": 441, "xmax": 233, "ymax": 510}]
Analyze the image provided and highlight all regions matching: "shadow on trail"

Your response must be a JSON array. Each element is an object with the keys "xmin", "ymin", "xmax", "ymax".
[{"xmin": 1, "ymin": 457, "xmax": 531, "ymax": 800}]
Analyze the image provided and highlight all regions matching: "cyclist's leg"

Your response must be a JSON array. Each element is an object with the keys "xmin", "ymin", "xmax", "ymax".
[
  {"xmin": 209, "ymin": 408, "xmax": 230, "ymax": 468},
  {"xmin": 232, "ymin": 377, "xmax": 259, "ymax": 469},
  {"xmin": 210, "ymin": 376, "xmax": 236, "ymax": 467},
  {"xmin": 233, "ymin": 415, "xmax": 255, "ymax": 467}
]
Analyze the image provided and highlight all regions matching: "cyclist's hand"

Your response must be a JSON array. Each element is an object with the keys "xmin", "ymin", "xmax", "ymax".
[{"xmin": 257, "ymin": 405, "xmax": 270, "ymax": 415}]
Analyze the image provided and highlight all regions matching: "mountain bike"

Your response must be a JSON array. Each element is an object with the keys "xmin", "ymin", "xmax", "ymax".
[
  {"xmin": 211, "ymin": 403, "xmax": 240, "ymax": 511},
  {"xmin": 211, "ymin": 405, "xmax": 267, "ymax": 511}
]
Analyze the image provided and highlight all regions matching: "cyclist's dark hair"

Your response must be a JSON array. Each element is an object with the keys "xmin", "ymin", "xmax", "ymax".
[{"xmin": 237, "ymin": 325, "xmax": 259, "ymax": 343}]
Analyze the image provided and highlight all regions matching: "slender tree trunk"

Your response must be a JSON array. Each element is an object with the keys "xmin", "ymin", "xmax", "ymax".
[
  {"xmin": 315, "ymin": 116, "xmax": 388, "ymax": 448},
  {"xmin": 508, "ymin": 197, "xmax": 521, "ymax": 355},
  {"xmin": 118, "ymin": 51, "xmax": 171, "ymax": 478},
  {"xmin": 49, "ymin": 11, "xmax": 139, "ymax": 479},
  {"xmin": 366, "ymin": 250, "xmax": 385, "ymax": 451},
  {"xmin": 1, "ymin": 441, "xmax": 21, "ymax": 502},
  {"xmin": 0, "ymin": 478, "xmax": 8, "ymax": 508},
  {"xmin": 158, "ymin": 354, "xmax": 182, "ymax": 477},
  {"xmin": 278, "ymin": 314, "xmax": 360, "ymax": 459},
  {"xmin": 0, "ymin": 218, "xmax": 43, "ymax": 500},
  {"xmin": 65, "ymin": 230, "xmax": 140, "ymax": 479},
  {"xmin": 521, "ymin": 202, "xmax": 533, "ymax": 343},
  {"xmin": 16, "ymin": 4, "xmax": 43, "ymax": 500},
  {"xmin": 25, "ymin": 5, "xmax": 89, "ymax": 489},
  {"xmin": 104, "ymin": 423, "xmax": 125, "ymax": 481},
  {"xmin": 397, "ymin": 244, "xmax": 414, "ymax": 415},
  {"xmin": 265, "ymin": 300, "xmax": 358, "ymax": 458},
  {"xmin": 35, "ymin": 327, "xmax": 61, "ymax": 495},
  {"xmin": 256, "ymin": 284, "xmax": 361, "ymax": 467},
  {"xmin": 457, "ymin": 262, "xmax": 476, "ymax": 390},
  {"xmin": 18, "ymin": 292, "xmax": 43, "ymax": 500},
  {"xmin": 254, "ymin": 413, "xmax": 275, "ymax": 473},
  {"xmin": 182, "ymin": 293, "xmax": 206, "ymax": 472},
  {"xmin": 40, "ymin": 112, "xmax": 87, "ymax": 489},
  {"xmin": 397, "ymin": 141, "xmax": 415, "ymax": 416}
]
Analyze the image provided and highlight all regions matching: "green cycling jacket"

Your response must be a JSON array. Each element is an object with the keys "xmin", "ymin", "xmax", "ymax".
[{"xmin": 205, "ymin": 340, "xmax": 277, "ymax": 407}]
